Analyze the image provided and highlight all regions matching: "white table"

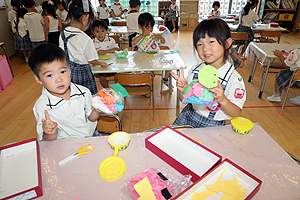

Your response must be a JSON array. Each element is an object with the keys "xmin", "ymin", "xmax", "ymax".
[
  {"xmin": 111, "ymin": 16, "xmax": 163, "ymax": 24},
  {"xmin": 91, "ymin": 51, "xmax": 186, "ymax": 115},
  {"xmin": 36, "ymin": 124, "xmax": 300, "ymax": 199},
  {"xmin": 108, "ymin": 25, "xmax": 164, "ymax": 35},
  {"xmin": 245, "ymin": 42, "xmax": 300, "ymax": 98},
  {"xmin": 228, "ymin": 23, "xmax": 287, "ymax": 32}
]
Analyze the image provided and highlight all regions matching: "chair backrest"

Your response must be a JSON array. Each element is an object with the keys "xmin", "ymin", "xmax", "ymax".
[
  {"xmin": 114, "ymin": 72, "xmax": 153, "ymax": 85},
  {"xmin": 260, "ymin": 30, "xmax": 281, "ymax": 43},
  {"xmin": 231, "ymin": 32, "xmax": 248, "ymax": 41},
  {"xmin": 109, "ymin": 35, "xmax": 120, "ymax": 47},
  {"xmin": 115, "ymin": 22, "xmax": 126, "ymax": 26},
  {"xmin": 97, "ymin": 114, "xmax": 122, "ymax": 135}
]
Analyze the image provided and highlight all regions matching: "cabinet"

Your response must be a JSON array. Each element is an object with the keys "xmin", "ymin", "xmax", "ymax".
[
  {"xmin": 158, "ymin": 1, "xmax": 171, "ymax": 17},
  {"xmin": 260, "ymin": 0, "xmax": 299, "ymax": 32},
  {"xmin": 179, "ymin": 0, "xmax": 199, "ymax": 30}
]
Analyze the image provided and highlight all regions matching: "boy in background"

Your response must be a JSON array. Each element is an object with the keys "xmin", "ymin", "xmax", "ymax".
[
  {"xmin": 111, "ymin": 0, "xmax": 124, "ymax": 18},
  {"xmin": 127, "ymin": 0, "xmax": 140, "ymax": 48},
  {"xmin": 92, "ymin": 20, "xmax": 119, "ymax": 88},
  {"xmin": 23, "ymin": 0, "xmax": 47, "ymax": 49},
  {"xmin": 29, "ymin": 44, "xmax": 101, "ymax": 141},
  {"xmin": 97, "ymin": 0, "xmax": 111, "ymax": 26}
]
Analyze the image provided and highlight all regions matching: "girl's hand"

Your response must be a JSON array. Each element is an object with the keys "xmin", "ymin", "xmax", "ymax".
[
  {"xmin": 171, "ymin": 67, "xmax": 188, "ymax": 92},
  {"xmin": 273, "ymin": 49, "xmax": 283, "ymax": 57},
  {"xmin": 100, "ymin": 62, "xmax": 108, "ymax": 69},
  {"xmin": 209, "ymin": 80, "xmax": 226, "ymax": 104},
  {"xmin": 42, "ymin": 110, "xmax": 57, "ymax": 135}
]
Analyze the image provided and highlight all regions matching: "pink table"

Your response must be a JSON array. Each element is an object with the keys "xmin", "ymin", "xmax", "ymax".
[{"xmin": 38, "ymin": 125, "xmax": 300, "ymax": 199}]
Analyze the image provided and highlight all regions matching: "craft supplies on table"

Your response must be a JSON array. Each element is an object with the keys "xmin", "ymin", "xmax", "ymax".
[{"xmin": 58, "ymin": 143, "xmax": 94, "ymax": 165}]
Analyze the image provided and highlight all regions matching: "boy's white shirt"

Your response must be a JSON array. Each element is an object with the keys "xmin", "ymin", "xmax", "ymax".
[
  {"xmin": 127, "ymin": 12, "xmax": 140, "ymax": 34},
  {"xmin": 239, "ymin": 9, "xmax": 259, "ymax": 27},
  {"xmin": 111, "ymin": 3, "xmax": 124, "ymax": 16},
  {"xmin": 285, "ymin": 49, "xmax": 300, "ymax": 71},
  {"xmin": 33, "ymin": 83, "xmax": 97, "ymax": 141},
  {"xmin": 97, "ymin": 5, "xmax": 111, "ymax": 19},
  {"xmin": 59, "ymin": 26, "xmax": 98, "ymax": 65},
  {"xmin": 93, "ymin": 36, "xmax": 119, "ymax": 51},
  {"xmin": 187, "ymin": 61, "xmax": 246, "ymax": 120},
  {"xmin": 8, "ymin": 10, "xmax": 16, "ymax": 23},
  {"xmin": 24, "ymin": 12, "xmax": 45, "ymax": 42}
]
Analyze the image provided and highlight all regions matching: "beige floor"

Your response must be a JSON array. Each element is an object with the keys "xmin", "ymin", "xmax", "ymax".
[{"xmin": 1, "ymin": 30, "xmax": 300, "ymax": 161}]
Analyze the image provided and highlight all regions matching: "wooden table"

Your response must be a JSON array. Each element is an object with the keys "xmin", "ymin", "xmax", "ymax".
[
  {"xmin": 36, "ymin": 124, "xmax": 300, "ymax": 199},
  {"xmin": 245, "ymin": 42, "xmax": 300, "ymax": 98},
  {"xmin": 228, "ymin": 23, "xmax": 287, "ymax": 32},
  {"xmin": 91, "ymin": 50, "xmax": 186, "ymax": 115}
]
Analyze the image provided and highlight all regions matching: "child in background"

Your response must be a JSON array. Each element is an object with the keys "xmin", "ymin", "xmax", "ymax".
[
  {"xmin": 172, "ymin": 18, "xmax": 246, "ymax": 128},
  {"xmin": 132, "ymin": 13, "xmax": 171, "ymax": 85},
  {"xmin": 8, "ymin": 0, "xmax": 21, "ymax": 28},
  {"xmin": 210, "ymin": 1, "xmax": 220, "ymax": 17},
  {"xmin": 56, "ymin": 0, "xmax": 69, "ymax": 27},
  {"xmin": 23, "ymin": 0, "xmax": 47, "ymax": 49},
  {"xmin": 163, "ymin": 0, "xmax": 179, "ymax": 33},
  {"xmin": 29, "ymin": 44, "xmax": 102, "ymax": 141},
  {"xmin": 92, "ymin": 20, "xmax": 119, "ymax": 88},
  {"xmin": 127, "ymin": 0, "xmax": 141, "ymax": 48},
  {"xmin": 59, "ymin": 0, "xmax": 107, "ymax": 95},
  {"xmin": 97, "ymin": 0, "xmax": 111, "ymax": 26},
  {"xmin": 267, "ymin": 49, "xmax": 300, "ymax": 104},
  {"xmin": 44, "ymin": 1, "xmax": 62, "ymax": 46},
  {"xmin": 111, "ymin": 0, "xmax": 124, "ymax": 18},
  {"xmin": 13, "ymin": 7, "xmax": 32, "ymax": 63},
  {"xmin": 236, "ymin": 0, "xmax": 259, "ymax": 44}
]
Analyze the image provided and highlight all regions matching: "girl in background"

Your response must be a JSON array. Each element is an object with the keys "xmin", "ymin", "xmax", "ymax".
[
  {"xmin": 236, "ymin": 0, "xmax": 259, "ymax": 44},
  {"xmin": 59, "ymin": 0, "xmax": 107, "ymax": 95},
  {"xmin": 172, "ymin": 18, "xmax": 246, "ymax": 128},
  {"xmin": 44, "ymin": 1, "xmax": 62, "ymax": 45},
  {"xmin": 13, "ymin": 7, "xmax": 32, "ymax": 62},
  {"xmin": 56, "ymin": 0, "xmax": 69, "ymax": 27}
]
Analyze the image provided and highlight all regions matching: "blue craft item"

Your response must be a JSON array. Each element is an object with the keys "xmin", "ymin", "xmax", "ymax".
[
  {"xmin": 115, "ymin": 103, "xmax": 124, "ymax": 112},
  {"xmin": 184, "ymin": 96, "xmax": 206, "ymax": 105}
]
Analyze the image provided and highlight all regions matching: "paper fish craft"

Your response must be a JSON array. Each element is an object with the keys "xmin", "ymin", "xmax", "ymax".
[{"xmin": 182, "ymin": 65, "xmax": 220, "ymax": 112}]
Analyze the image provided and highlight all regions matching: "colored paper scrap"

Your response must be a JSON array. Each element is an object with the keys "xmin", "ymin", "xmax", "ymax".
[
  {"xmin": 134, "ymin": 177, "xmax": 156, "ymax": 200},
  {"xmin": 98, "ymin": 55, "xmax": 112, "ymax": 60},
  {"xmin": 163, "ymin": 50, "xmax": 181, "ymax": 54},
  {"xmin": 110, "ymin": 83, "xmax": 129, "ymax": 97}
]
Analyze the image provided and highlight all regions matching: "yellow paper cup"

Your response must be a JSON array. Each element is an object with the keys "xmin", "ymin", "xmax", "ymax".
[
  {"xmin": 231, "ymin": 117, "xmax": 254, "ymax": 135},
  {"xmin": 108, "ymin": 131, "xmax": 131, "ymax": 151}
]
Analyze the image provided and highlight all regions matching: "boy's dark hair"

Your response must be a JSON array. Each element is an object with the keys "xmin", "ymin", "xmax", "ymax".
[
  {"xmin": 138, "ymin": 12, "xmax": 154, "ymax": 27},
  {"xmin": 67, "ymin": 0, "xmax": 94, "ymax": 23},
  {"xmin": 212, "ymin": 1, "xmax": 220, "ymax": 8},
  {"xmin": 28, "ymin": 44, "xmax": 68, "ymax": 78},
  {"xmin": 243, "ymin": 0, "xmax": 258, "ymax": 15},
  {"xmin": 11, "ymin": 0, "xmax": 22, "ymax": 7},
  {"xmin": 193, "ymin": 18, "xmax": 231, "ymax": 61},
  {"xmin": 129, "ymin": 0, "xmax": 141, "ymax": 8},
  {"xmin": 92, "ymin": 19, "xmax": 108, "ymax": 31},
  {"xmin": 23, "ymin": 0, "xmax": 36, "ymax": 8}
]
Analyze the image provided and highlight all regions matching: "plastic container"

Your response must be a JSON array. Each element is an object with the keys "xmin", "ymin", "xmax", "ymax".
[{"xmin": 231, "ymin": 117, "xmax": 254, "ymax": 135}]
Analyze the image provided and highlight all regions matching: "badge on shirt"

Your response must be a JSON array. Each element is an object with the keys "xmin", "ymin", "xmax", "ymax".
[
  {"xmin": 288, "ymin": 52, "xmax": 294, "ymax": 62},
  {"xmin": 234, "ymin": 88, "xmax": 245, "ymax": 99}
]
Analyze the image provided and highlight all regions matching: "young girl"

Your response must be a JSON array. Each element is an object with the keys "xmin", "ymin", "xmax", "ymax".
[
  {"xmin": 210, "ymin": 1, "xmax": 220, "ymax": 17},
  {"xmin": 172, "ymin": 18, "xmax": 246, "ymax": 128},
  {"xmin": 56, "ymin": 0, "xmax": 69, "ymax": 27},
  {"xmin": 163, "ymin": 0, "xmax": 179, "ymax": 33},
  {"xmin": 97, "ymin": 0, "xmax": 111, "ymax": 26},
  {"xmin": 59, "ymin": 0, "xmax": 107, "ymax": 95},
  {"xmin": 236, "ymin": 0, "xmax": 259, "ymax": 44},
  {"xmin": 44, "ymin": 1, "xmax": 62, "ymax": 46},
  {"xmin": 13, "ymin": 7, "xmax": 32, "ymax": 62}
]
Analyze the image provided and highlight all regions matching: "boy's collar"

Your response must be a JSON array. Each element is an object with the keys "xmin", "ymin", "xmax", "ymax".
[{"xmin": 130, "ymin": 10, "xmax": 138, "ymax": 13}]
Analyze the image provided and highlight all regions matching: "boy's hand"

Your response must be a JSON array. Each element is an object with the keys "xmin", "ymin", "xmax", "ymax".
[
  {"xmin": 171, "ymin": 67, "xmax": 188, "ymax": 92},
  {"xmin": 98, "ymin": 50, "xmax": 106, "ymax": 55},
  {"xmin": 142, "ymin": 30, "xmax": 151, "ymax": 37},
  {"xmin": 273, "ymin": 49, "xmax": 283, "ymax": 57},
  {"xmin": 42, "ymin": 110, "xmax": 57, "ymax": 135},
  {"xmin": 209, "ymin": 80, "xmax": 226, "ymax": 104},
  {"xmin": 153, "ymin": 34, "xmax": 161, "ymax": 41},
  {"xmin": 100, "ymin": 62, "xmax": 108, "ymax": 69}
]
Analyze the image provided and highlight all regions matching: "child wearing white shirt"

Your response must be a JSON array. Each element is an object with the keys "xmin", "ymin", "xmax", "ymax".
[
  {"xmin": 111, "ymin": 0, "xmax": 124, "ymax": 18},
  {"xmin": 127, "ymin": 0, "xmax": 140, "ymax": 47},
  {"xmin": 97, "ymin": 0, "xmax": 111, "ymax": 26},
  {"xmin": 8, "ymin": 0, "xmax": 20, "ymax": 28}
]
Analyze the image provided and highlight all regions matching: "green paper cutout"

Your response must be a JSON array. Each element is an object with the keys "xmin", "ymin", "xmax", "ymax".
[
  {"xmin": 198, "ymin": 65, "xmax": 219, "ymax": 89},
  {"xmin": 164, "ymin": 50, "xmax": 181, "ymax": 54},
  {"xmin": 98, "ymin": 55, "xmax": 112, "ymax": 60},
  {"xmin": 199, "ymin": 88, "xmax": 214, "ymax": 101},
  {"xmin": 110, "ymin": 83, "xmax": 129, "ymax": 97}
]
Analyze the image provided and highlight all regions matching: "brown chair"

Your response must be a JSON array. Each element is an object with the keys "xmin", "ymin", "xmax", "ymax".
[
  {"xmin": 256, "ymin": 30, "xmax": 281, "ymax": 43},
  {"xmin": 231, "ymin": 32, "xmax": 248, "ymax": 54},
  {"xmin": 114, "ymin": 21, "xmax": 126, "ymax": 26},
  {"xmin": 109, "ymin": 34, "xmax": 121, "ymax": 50},
  {"xmin": 114, "ymin": 72, "xmax": 155, "ymax": 121},
  {"xmin": 280, "ymin": 70, "xmax": 300, "ymax": 115},
  {"xmin": 97, "ymin": 114, "xmax": 122, "ymax": 135}
]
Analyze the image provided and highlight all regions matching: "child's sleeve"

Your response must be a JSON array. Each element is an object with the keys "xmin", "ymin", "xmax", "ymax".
[
  {"xmin": 97, "ymin": 6, "xmax": 100, "ymax": 14},
  {"xmin": 284, "ymin": 49, "xmax": 300, "ymax": 71},
  {"xmin": 33, "ymin": 101, "xmax": 47, "ymax": 141},
  {"xmin": 84, "ymin": 88, "xmax": 94, "ymax": 121},
  {"xmin": 84, "ymin": 37, "xmax": 99, "ymax": 62},
  {"xmin": 225, "ymin": 72, "xmax": 246, "ymax": 109}
]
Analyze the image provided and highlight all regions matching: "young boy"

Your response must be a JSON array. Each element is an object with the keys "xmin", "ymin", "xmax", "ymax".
[
  {"xmin": 210, "ymin": 1, "xmax": 220, "ymax": 17},
  {"xmin": 127, "ymin": 0, "xmax": 141, "ymax": 48},
  {"xmin": 97, "ymin": 0, "xmax": 111, "ymax": 26},
  {"xmin": 29, "ymin": 44, "xmax": 101, "ymax": 141},
  {"xmin": 8, "ymin": 0, "xmax": 21, "ymax": 28},
  {"xmin": 92, "ymin": 20, "xmax": 119, "ymax": 88},
  {"xmin": 131, "ymin": 12, "xmax": 170, "ymax": 85},
  {"xmin": 267, "ymin": 49, "xmax": 300, "ymax": 104},
  {"xmin": 111, "ymin": 0, "xmax": 124, "ymax": 18},
  {"xmin": 23, "ymin": 0, "xmax": 47, "ymax": 49}
]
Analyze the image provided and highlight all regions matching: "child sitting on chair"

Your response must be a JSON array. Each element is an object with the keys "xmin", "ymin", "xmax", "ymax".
[
  {"xmin": 132, "ymin": 13, "xmax": 171, "ymax": 86},
  {"xmin": 29, "ymin": 44, "xmax": 102, "ymax": 141},
  {"xmin": 92, "ymin": 20, "xmax": 119, "ymax": 88},
  {"xmin": 267, "ymin": 49, "xmax": 300, "ymax": 104}
]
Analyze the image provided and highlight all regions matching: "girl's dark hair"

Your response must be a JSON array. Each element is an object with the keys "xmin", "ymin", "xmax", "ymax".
[
  {"xmin": 28, "ymin": 44, "xmax": 68, "ymax": 78},
  {"xmin": 193, "ymin": 18, "xmax": 231, "ymax": 61},
  {"xmin": 44, "ymin": 2, "xmax": 58, "ymax": 19},
  {"xmin": 138, "ymin": 12, "xmax": 154, "ymax": 27},
  {"xmin": 243, "ymin": 0, "xmax": 258, "ymax": 15},
  {"xmin": 11, "ymin": 0, "xmax": 22, "ymax": 7},
  {"xmin": 212, "ymin": 1, "xmax": 220, "ymax": 8},
  {"xmin": 15, "ymin": 7, "xmax": 28, "ymax": 33},
  {"xmin": 67, "ymin": 0, "xmax": 94, "ymax": 23},
  {"xmin": 57, "ymin": 0, "xmax": 68, "ymax": 10}
]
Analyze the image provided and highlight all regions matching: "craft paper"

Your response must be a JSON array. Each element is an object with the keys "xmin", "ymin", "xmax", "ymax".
[
  {"xmin": 98, "ymin": 55, "xmax": 112, "ymax": 60},
  {"xmin": 110, "ymin": 83, "xmax": 129, "ymax": 97},
  {"xmin": 134, "ymin": 177, "xmax": 156, "ymax": 200}
]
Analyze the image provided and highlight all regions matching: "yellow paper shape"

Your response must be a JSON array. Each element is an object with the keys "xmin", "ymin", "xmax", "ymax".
[{"xmin": 134, "ymin": 177, "xmax": 156, "ymax": 200}]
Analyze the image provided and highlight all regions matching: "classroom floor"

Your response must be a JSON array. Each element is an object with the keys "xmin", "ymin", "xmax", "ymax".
[{"xmin": 1, "ymin": 30, "xmax": 300, "ymax": 161}]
